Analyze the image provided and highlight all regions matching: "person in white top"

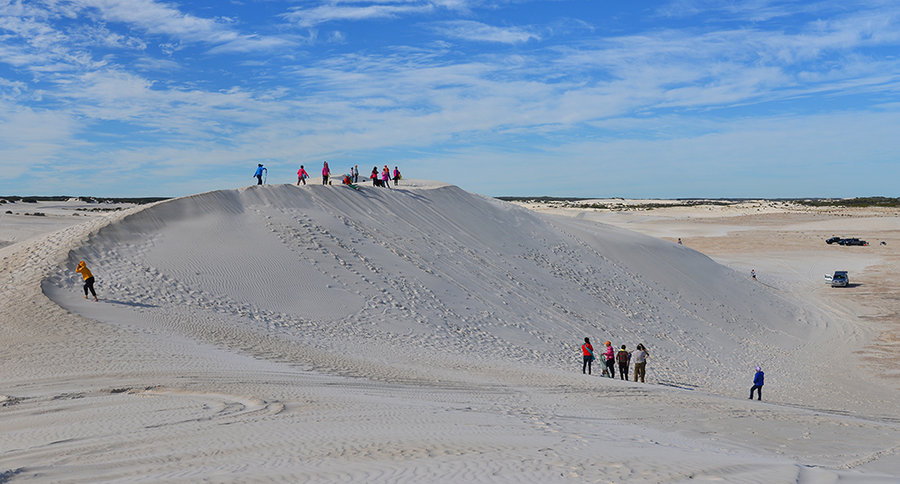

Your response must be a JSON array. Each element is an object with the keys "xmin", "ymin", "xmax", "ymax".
[{"xmin": 632, "ymin": 344, "xmax": 649, "ymax": 383}]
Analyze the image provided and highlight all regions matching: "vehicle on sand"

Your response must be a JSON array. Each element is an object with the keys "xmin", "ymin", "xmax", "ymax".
[
  {"xmin": 825, "ymin": 271, "xmax": 849, "ymax": 287},
  {"xmin": 825, "ymin": 236, "xmax": 868, "ymax": 246}
]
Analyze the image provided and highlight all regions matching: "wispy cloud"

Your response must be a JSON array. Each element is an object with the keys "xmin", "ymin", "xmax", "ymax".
[
  {"xmin": 430, "ymin": 20, "xmax": 539, "ymax": 43},
  {"xmin": 283, "ymin": 0, "xmax": 474, "ymax": 27}
]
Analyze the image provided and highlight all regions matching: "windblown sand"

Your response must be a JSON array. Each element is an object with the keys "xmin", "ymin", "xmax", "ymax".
[{"xmin": 1, "ymin": 185, "xmax": 897, "ymax": 482}]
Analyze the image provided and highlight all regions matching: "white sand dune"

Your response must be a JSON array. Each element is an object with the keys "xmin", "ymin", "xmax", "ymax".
[{"xmin": 2, "ymin": 182, "xmax": 898, "ymax": 482}]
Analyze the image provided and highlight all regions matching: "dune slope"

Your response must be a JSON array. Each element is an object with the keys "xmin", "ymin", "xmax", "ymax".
[{"xmin": 43, "ymin": 184, "xmax": 813, "ymax": 394}]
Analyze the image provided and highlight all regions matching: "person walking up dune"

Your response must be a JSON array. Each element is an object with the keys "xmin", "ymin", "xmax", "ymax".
[
  {"xmin": 581, "ymin": 337, "xmax": 594, "ymax": 375},
  {"xmin": 297, "ymin": 165, "xmax": 309, "ymax": 185},
  {"xmin": 749, "ymin": 366, "xmax": 764, "ymax": 400},
  {"xmin": 632, "ymin": 344, "xmax": 648, "ymax": 382},
  {"xmin": 604, "ymin": 341, "xmax": 615, "ymax": 378},
  {"xmin": 617, "ymin": 345, "xmax": 631, "ymax": 380},
  {"xmin": 75, "ymin": 260, "xmax": 98, "ymax": 302}
]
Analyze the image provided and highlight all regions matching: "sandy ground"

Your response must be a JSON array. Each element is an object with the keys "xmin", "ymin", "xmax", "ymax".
[
  {"xmin": 1, "ymin": 188, "xmax": 898, "ymax": 483},
  {"xmin": 520, "ymin": 200, "xmax": 900, "ymax": 385}
]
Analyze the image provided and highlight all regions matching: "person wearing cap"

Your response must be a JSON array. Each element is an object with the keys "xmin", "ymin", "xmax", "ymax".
[
  {"xmin": 750, "ymin": 366, "xmax": 764, "ymax": 400},
  {"xmin": 603, "ymin": 341, "xmax": 616, "ymax": 378},
  {"xmin": 75, "ymin": 260, "xmax": 98, "ymax": 302},
  {"xmin": 253, "ymin": 163, "xmax": 266, "ymax": 185}
]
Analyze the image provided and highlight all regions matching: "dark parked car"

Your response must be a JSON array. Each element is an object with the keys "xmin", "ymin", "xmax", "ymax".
[
  {"xmin": 826, "ymin": 236, "xmax": 842, "ymax": 244},
  {"xmin": 838, "ymin": 238, "xmax": 868, "ymax": 246}
]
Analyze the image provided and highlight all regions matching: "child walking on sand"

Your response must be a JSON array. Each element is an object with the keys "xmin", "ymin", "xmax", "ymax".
[{"xmin": 75, "ymin": 260, "xmax": 98, "ymax": 302}]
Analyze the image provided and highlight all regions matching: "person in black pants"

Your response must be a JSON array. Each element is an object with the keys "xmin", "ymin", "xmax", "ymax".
[
  {"xmin": 617, "ymin": 345, "xmax": 631, "ymax": 380},
  {"xmin": 750, "ymin": 367, "xmax": 764, "ymax": 400},
  {"xmin": 76, "ymin": 260, "xmax": 98, "ymax": 302}
]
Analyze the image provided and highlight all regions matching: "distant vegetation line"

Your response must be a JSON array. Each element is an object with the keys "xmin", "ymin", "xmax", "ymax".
[
  {"xmin": 498, "ymin": 196, "xmax": 900, "ymax": 208},
  {"xmin": 0, "ymin": 196, "xmax": 169, "ymax": 204},
  {"xmin": 794, "ymin": 197, "xmax": 900, "ymax": 208}
]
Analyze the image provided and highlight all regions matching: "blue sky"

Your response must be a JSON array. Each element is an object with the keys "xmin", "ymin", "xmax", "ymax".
[{"xmin": 1, "ymin": 0, "xmax": 899, "ymax": 198}]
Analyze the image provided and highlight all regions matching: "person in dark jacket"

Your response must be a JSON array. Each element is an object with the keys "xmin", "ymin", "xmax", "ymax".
[
  {"xmin": 581, "ymin": 337, "xmax": 594, "ymax": 375},
  {"xmin": 616, "ymin": 345, "xmax": 631, "ymax": 380},
  {"xmin": 749, "ymin": 366, "xmax": 764, "ymax": 400}
]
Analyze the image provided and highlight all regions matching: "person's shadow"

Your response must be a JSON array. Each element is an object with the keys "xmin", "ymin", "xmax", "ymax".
[{"xmin": 103, "ymin": 299, "xmax": 158, "ymax": 308}]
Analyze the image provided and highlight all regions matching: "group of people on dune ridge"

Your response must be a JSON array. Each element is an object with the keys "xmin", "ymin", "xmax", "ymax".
[{"xmin": 255, "ymin": 162, "xmax": 401, "ymax": 187}]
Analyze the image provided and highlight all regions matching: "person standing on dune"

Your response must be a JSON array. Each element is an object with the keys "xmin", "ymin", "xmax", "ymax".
[
  {"xmin": 253, "ymin": 163, "xmax": 266, "ymax": 185},
  {"xmin": 393, "ymin": 166, "xmax": 401, "ymax": 186},
  {"xmin": 322, "ymin": 161, "xmax": 331, "ymax": 185},
  {"xmin": 604, "ymin": 341, "xmax": 616, "ymax": 378},
  {"xmin": 617, "ymin": 345, "xmax": 631, "ymax": 380},
  {"xmin": 581, "ymin": 337, "xmax": 594, "ymax": 375},
  {"xmin": 750, "ymin": 366, "xmax": 764, "ymax": 400},
  {"xmin": 632, "ymin": 344, "xmax": 648, "ymax": 383},
  {"xmin": 382, "ymin": 165, "xmax": 391, "ymax": 189},
  {"xmin": 75, "ymin": 260, "xmax": 98, "ymax": 302},
  {"xmin": 297, "ymin": 165, "xmax": 309, "ymax": 185},
  {"xmin": 371, "ymin": 166, "xmax": 380, "ymax": 187}
]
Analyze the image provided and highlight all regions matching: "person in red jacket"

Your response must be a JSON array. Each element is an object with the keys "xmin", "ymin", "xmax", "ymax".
[
  {"xmin": 581, "ymin": 337, "xmax": 594, "ymax": 374},
  {"xmin": 297, "ymin": 165, "xmax": 309, "ymax": 185}
]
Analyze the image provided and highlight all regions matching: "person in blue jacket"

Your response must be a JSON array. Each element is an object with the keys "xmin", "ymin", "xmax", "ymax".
[
  {"xmin": 749, "ymin": 366, "xmax": 764, "ymax": 400},
  {"xmin": 254, "ymin": 163, "xmax": 266, "ymax": 185}
]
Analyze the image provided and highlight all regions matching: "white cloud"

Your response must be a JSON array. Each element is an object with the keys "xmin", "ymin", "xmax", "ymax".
[
  {"xmin": 282, "ymin": 0, "xmax": 476, "ymax": 27},
  {"xmin": 71, "ymin": 0, "xmax": 239, "ymax": 43},
  {"xmin": 284, "ymin": 3, "xmax": 433, "ymax": 27},
  {"xmin": 430, "ymin": 20, "xmax": 539, "ymax": 43}
]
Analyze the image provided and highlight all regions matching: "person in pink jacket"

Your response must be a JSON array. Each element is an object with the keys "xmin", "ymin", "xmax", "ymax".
[
  {"xmin": 381, "ymin": 165, "xmax": 391, "ymax": 189},
  {"xmin": 297, "ymin": 165, "xmax": 309, "ymax": 185},
  {"xmin": 603, "ymin": 341, "xmax": 616, "ymax": 378},
  {"xmin": 322, "ymin": 161, "xmax": 331, "ymax": 185}
]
